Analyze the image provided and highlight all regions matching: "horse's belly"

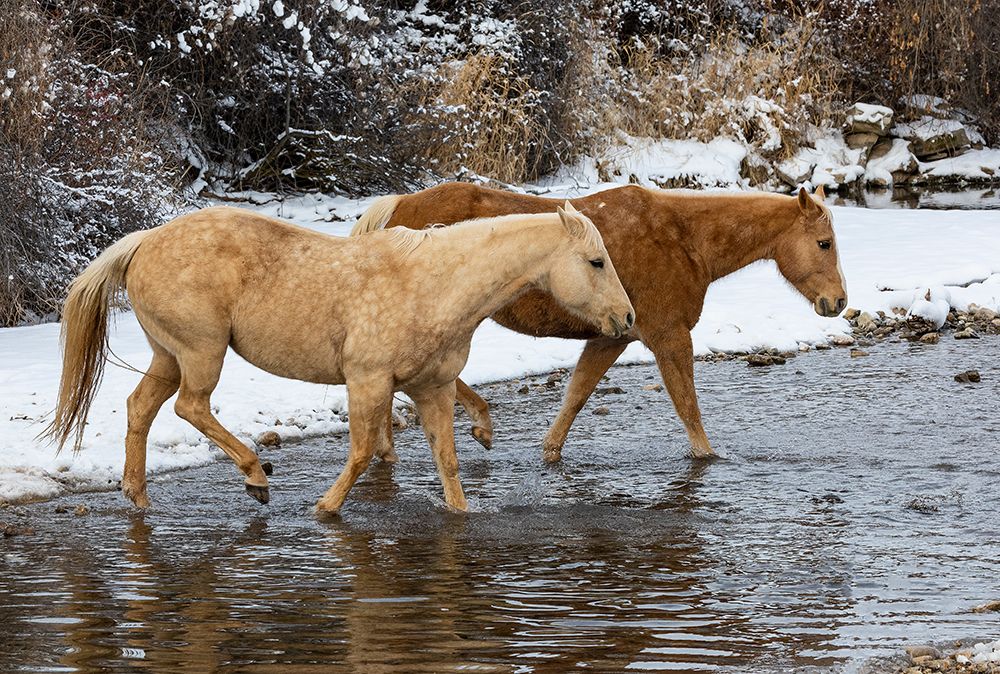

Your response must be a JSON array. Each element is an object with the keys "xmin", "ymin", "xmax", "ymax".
[{"xmin": 230, "ymin": 331, "xmax": 345, "ymax": 385}]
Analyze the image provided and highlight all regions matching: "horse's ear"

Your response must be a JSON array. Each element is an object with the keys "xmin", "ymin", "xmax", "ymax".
[
  {"xmin": 557, "ymin": 203, "xmax": 586, "ymax": 238},
  {"xmin": 815, "ymin": 185, "xmax": 826, "ymax": 201},
  {"xmin": 563, "ymin": 200, "xmax": 579, "ymax": 214},
  {"xmin": 797, "ymin": 186, "xmax": 814, "ymax": 212}
]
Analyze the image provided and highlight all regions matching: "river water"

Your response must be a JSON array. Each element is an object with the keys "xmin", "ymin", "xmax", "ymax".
[{"xmin": 2, "ymin": 338, "xmax": 999, "ymax": 673}]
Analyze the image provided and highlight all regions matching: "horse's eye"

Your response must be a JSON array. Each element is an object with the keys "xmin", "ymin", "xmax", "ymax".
[
  {"xmin": 818, "ymin": 240, "xmax": 832, "ymax": 250},
  {"xmin": 590, "ymin": 258, "xmax": 605, "ymax": 269}
]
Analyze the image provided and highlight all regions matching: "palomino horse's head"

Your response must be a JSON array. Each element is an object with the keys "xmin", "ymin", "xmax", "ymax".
[
  {"xmin": 774, "ymin": 187, "xmax": 847, "ymax": 318},
  {"xmin": 547, "ymin": 202, "xmax": 635, "ymax": 338}
]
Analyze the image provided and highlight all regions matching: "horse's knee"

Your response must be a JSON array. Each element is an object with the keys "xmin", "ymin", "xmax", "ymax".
[{"xmin": 173, "ymin": 396, "xmax": 202, "ymax": 425}]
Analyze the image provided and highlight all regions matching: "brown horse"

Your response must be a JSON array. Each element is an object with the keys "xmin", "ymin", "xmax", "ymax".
[
  {"xmin": 44, "ymin": 204, "xmax": 633, "ymax": 512},
  {"xmin": 352, "ymin": 184, "xmax": 846, "ymax": 461}
]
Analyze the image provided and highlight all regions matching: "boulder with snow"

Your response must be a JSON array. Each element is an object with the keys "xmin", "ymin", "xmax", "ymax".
[
  {"xmin": 776, "ymin": 156, "xmax": 814, "ymax": 187},
  {"xmin": 845, "ymin": 103, "xmax": 894, "ymax": 136},
  {"xmin": 864, "ymin": 138, "xmax": 918, "ymax": 187},
  {"xmin": 892, "ymin": 117, "xmax": 970, "ymax": 161}
]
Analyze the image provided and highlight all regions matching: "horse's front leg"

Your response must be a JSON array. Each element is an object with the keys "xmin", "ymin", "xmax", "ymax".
[
  {"xmin": 541, "ymin": 337, "xmax": 629, "ymax": 463},
  {"xmin": 374, "ymin": 404, "xmax": 398, "ymax": 464},
  {"xmin": 647, "ymin": 329, "xmax": 715, "ymax": 459},
  {"xmin": 316, "ymin": 376, "xmax": 393, "ymax": 514},
  {"xmin": 410, "ymin": 381, "xmax": 468, "ymax": 511},
  {"xmin": 456, "ymin": 379, "xmax": 493, "ymax": 449}
]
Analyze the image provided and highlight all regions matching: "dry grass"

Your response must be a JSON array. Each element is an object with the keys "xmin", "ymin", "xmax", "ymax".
[{"xmin": 609, "ymin": 17, "xmax": 840, "ymax": 161}]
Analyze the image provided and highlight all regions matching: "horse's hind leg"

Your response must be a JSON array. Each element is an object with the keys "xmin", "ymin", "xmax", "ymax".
[
  {"xmin": 123, "ymin": 346, "xmax": 180, "ymax": 508},
  {"xmin": 412, "ymin": 382, "xmax": 467, "ymax": 511},
  {"xmin": 542, "ymin": 338, "xmax": 628, "ymax": 463},
  {"xmin": 456, "ymin": 379, "xmax": 493, "ymax": 450},
  {"xmin": 316, "ymin": 376, "xmax": 393, "ymax": 514},
  {"xmin": 173, "ymin": 348, "xmax": 271, "ymax": 503}
]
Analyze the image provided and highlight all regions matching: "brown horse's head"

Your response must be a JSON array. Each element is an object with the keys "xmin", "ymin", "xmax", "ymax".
[
  {"xmin": 546, "ymin": 202, "xmax": 635, "ymax": 338},
  {"xmin": 774, "ymin": 187, "xmax": 847, "ymax": 317}
]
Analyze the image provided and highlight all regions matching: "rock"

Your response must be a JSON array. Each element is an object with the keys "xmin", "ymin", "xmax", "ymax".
[
  {"xmin": 74, "ymin": 504, "xmax": 89, "ymax": 517},
  {"xmin": 595, "ymin": 386, "xmax": 625, "ymax": 395},
  {"xmin": 517, "ymin": 384, "xmax": 529, "ymax": 394},
  {"xmin": 971, "ymin": 600, "xmax": 1000, "ymax": 613},
  {"xmin": 906, "ymin": 646, "xmax": 944, "ymax": 661},
  {"xmin": 894, "ymin": 117, "xmax": 971, "ymax": 160},
  {"xmin": 831, "ymin": 334, "xmax": 855, "ymax": 346},
  {"xmin": 850, "ymin": 348, "xmax": 869, "ymax": 358},
  {"xmin": 974, "ymin": 307, "xmax": 998, "ymax": 322},
  {"xmin": 642, "ymin": 383, "xmax": 664, "ymax": 392},
  {"xmin": 955, "ymin": 370, "xmax": 981, "ymax": 383},
  {"xmin": 815, "ymin": 343, "xmax": 831, "ymax": 351},
  {"xmin": 747, "ymin": 354, "xmax": 786, "ymax": 367},
  {"xmin": 2, "ymin": 523, "xmax": 33, "ymax": 537},
  {"xmin": 856, "ymin": 312, "xmax": 878, "ymax": 333},
  {"xmin": 919, "ymin": 332, "xmax": 940, "ymax": 344},
  {"xmin": 906, "ymin": 315, "xmax": 940, "ymax": 337},
  {"xmin": 256, "ymin": 430, "xmax": 282, "ymax": 448},
  {"xmin": 54, "ymin": 505, "xmax": 69, "ymax": 514},
  {"xmin": 776, "ymin": 156, "xmax": 815, "ymax": 187},
  {"xmin": 546, "ymin": 372, "xmax": 563, "ymax": 385},
  {"xmin": 846, "ymin": 131, "xmax": 880, "ymax": 150},
  {"xmin": 844, "ymin": 308, "xmax": 861, "ymax": 320},
  {"xmin": 954, "ymin": 327, "xmax": 980, "ymax": 340},
  {"xmin": 845, "ymin": 102, "xmax": 894, "ymax": 136},
  {"xmin": 592, "ymin": 406, "xmax": 610, "ymax": 416},
  {"xmin": 798, "ymin": 343, "xmax": 811, "ymax": 352}
]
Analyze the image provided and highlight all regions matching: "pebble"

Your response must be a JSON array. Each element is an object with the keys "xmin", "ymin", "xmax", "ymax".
[
  {"xmin": 747, "ymin": 354, "xmax": 786, "ymax": 367},
  {"xmin": 592, "ymin": 406, "xmax": 610, "ymax": 416},
  {"xmin": 850, "ymin": 348, "xmax": 869, "ymax": 357},
  {"xmin": 517, "ymin": 385, "xmax": 529, "ymax": 394},
  {"xmin": 74, "ymin": 504, "xmax": 89, "ymax": 517},
  {"xmin": 2, "ymin": 523, "xmax": 33, "ymax": 537},
  {"xmin": 954, "ymin": 327, "xmax": 980, "ymax": 340},
  {"xmin": 920, "ymin": 332, "xmax": 940, "ymax": 344},
  {"xmin": 955, "ymin": 370, "xmax": 981, "ymax": 384},
  {"xmin": 831, "ymin": 334, "xmax": 856, "ymax": 346},
  {"xmin": 856, "ymin": 312, "xmax": 878, "ymax": 333},
  {"xmin": 642, "ymin": 383, "xmax": 664, "ymax": 392},
  {"xmin": 971, "ymin": 600, "xmax": 1000, "ymax": 613},
  {"xmin": 546, "ymin": 372, "xmax": 563, "ymax": 384},
  {"xmin": 257, "ymin": 431, "xmax": 282, "ymax": 448},
  {"xmin": 815, "ymin": 343, "xmax": 832, "ymax": 351},
  {"xmin": 54, "ymin": 505, "xmax": 69, "ymax": 514},
  {"xmin": 844, "ymin": 308, "xmax": 861, "ymax": 320},
  {"xmin": 907, "ymin": 645, "xmax": 944, "ymax": 660}
]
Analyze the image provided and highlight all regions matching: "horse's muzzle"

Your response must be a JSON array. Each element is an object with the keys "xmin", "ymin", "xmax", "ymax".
[{"xmin": 816, "ymin": 296, "xmax": 847, "ymax": 317}]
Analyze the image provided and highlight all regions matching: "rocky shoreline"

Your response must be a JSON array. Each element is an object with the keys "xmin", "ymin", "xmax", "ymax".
[
  {"xmin": 694, "ymin": 304, "xmax": 1000, "ymax": 366},
  {"xmin": 863, "ymin": 640, "xmax": 1000, "ymax": 674}
]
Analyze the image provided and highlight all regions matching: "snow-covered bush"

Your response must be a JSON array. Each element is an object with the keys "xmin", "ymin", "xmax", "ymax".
[{"xmin": 0, "ymin": 1, "xmax": 173, "ymax": 325}]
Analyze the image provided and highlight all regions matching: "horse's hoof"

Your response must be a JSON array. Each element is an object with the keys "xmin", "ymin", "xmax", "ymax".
[
  {"xmin": 314, "ymin": 500, "xmax": 341, "ymax": 518},
  {"xmin": 689, "ymin": 448, "xmax": 718, "ymax": 461},
  {"xmin": 471, "ymin": 426, "xmax": 493, "ymax": 450},
  {"xmin": 541, "ymin": 445, "xmax": 562, "ymax": 464},
  {"xmin": 261, "ymin": 461, "xmax": 273, "ymax": 476},
  {"xmin": 124, "ymin": 489, "xmax": 150, "ymax": 509},
  {"xmin": 245, "ymin": 483, "xmax": 270, "ymax": 504}
]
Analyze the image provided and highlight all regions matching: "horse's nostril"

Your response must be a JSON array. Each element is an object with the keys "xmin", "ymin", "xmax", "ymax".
[
  {"xmin": 625, "ymin": 312, "xmax": 634, "ymax": 328},
  {"xmin": 835, "ymin": 297, "xmax": 847, "ymax": 313}
]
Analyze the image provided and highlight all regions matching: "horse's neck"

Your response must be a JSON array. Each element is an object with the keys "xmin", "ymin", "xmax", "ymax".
[
  {"xmin": 674, "ymin": 196, "xmax": 794, "ymax": 281},
  {"xmin": 422, "ymin": 218, "xmax": 561, "ymax": 330}
]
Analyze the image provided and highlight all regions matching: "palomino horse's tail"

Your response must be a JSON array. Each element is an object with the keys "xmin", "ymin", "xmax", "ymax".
[
  {"xmin": 41, "ymin": 228, "xmax": 154, "ymax": 452},
  {"xmin": 350, "ymin": 194, "xmax": 402, "ymax": 236}
]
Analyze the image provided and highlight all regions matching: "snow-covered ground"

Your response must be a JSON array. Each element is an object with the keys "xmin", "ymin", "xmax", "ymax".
[{"xmin": 1, "ymin": 185, "xmax": 998, "ymax": 504}]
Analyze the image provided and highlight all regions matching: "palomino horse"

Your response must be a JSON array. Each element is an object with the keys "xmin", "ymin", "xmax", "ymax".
[
  {"xmin": 44, "ymin": 204, "xmax": 633, "ymax": 512},
  {"xmin": 352, "ymin": 184, "xmax": 846, "ymax": 461}
]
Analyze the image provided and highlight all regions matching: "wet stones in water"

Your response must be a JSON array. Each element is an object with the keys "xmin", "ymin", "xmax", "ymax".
[
  {"xmin": 972, "ymin": 600, "xmax": 1000, "ymax": 613},
  {"xmin": 517, "ymin": 384, "xmax": 529, "ymax": 394},
  {"xmin": 546, "ymin": 371, "xmax": 564, "ymax": 387},
  {"xmin": 906, "ymin": 646, "xmax": 944, "ymax": 660},
  {"xmin": 642, "ymin": 383, "xmax": 664, "ymax": 392},
  {"xmin": 955, "ymin": 370, "xmax": 981, "ymax": 384},
  {"xmin": 815, "ymin": 343, "xmax": 832, "ymax": 351},
  {"xmin": 850, "ymin": 348, "xmax": 870, "ymax": 358},
  {"xmin": 746, "ymin": 354, "xmax": 786, "ymax": 367},
  {"xmin": 592, "ymin": 406, "xmax": 610, "ymax": 416},
  {"xmin": 595, "ymin": 386, "xmax": 625, "ymax": 395},
  {"xmin": 954, "ymin": 327, "xmax": 980, "ymax": 340},
  {"xmin": 257, "ymin": 430, "xmax": 282, "ymax": 448},
  {"xmin": 906, "ymin": 496, "xmax": 940, "ymax": 514},
  {"xmin": 920, "ymin": 332, "xmax": 940, "ymax": 344},
  {"xmin": 74, "ymin": 504, "xmax": 89, "ymax": 517},
  {"xmin": 2, "ymin": 523, "xmax": 34, "ymax": 537},
  {"xmin": 831, "ymin": 334, "xmax": 856, "ymax": 346}
]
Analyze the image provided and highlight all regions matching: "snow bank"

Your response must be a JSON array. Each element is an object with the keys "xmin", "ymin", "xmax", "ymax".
[{"xmin": 1, "ymin": 192, "xmax": 999, "ymax": 503}]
